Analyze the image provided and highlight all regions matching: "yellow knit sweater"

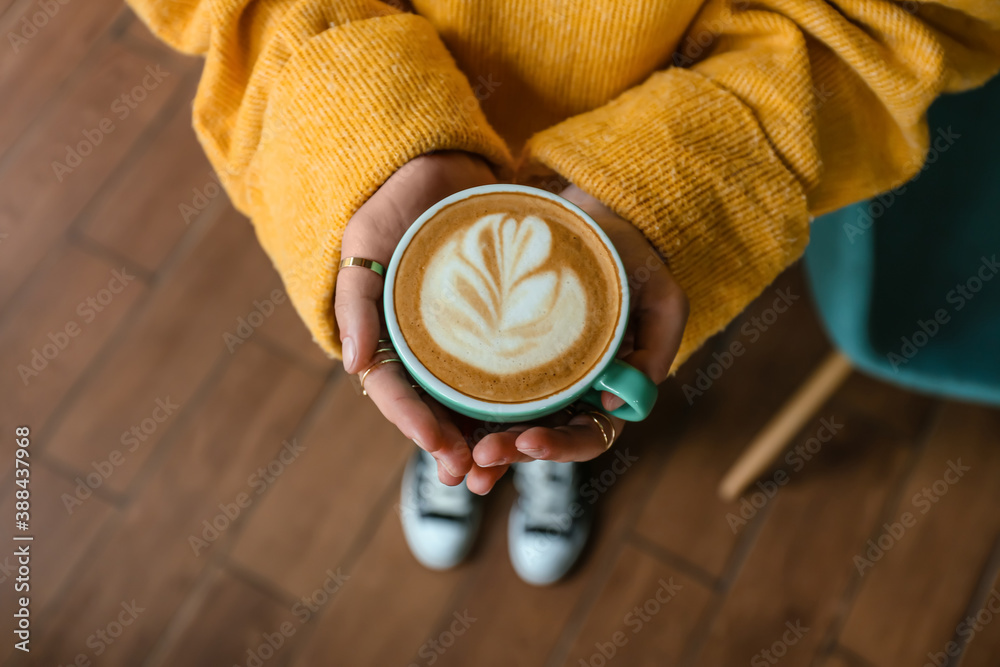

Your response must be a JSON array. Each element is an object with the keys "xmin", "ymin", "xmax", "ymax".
[{"xmin": 126, "ymin": 0, "xmax": 1000, "ymax": 370}]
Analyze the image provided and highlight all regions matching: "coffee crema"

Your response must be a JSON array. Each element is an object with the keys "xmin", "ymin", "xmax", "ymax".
[{"xmin": 394, "ymin": 191, "xmax": 622, "ymax": 403}]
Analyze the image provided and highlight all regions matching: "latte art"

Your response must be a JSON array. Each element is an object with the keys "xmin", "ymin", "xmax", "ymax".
[
  {"xmin": 421, "ymin": 213, "xmax": 587, "ymax": 374},
  {"xmin": 394, "ymin": 191, "xmax": 621, "ymax": 403}
]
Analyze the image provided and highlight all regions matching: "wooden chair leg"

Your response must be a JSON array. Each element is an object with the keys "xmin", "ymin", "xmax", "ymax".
[{"xmin": 717, "ymin": 349, "xmax": 854, "ymax": 501}]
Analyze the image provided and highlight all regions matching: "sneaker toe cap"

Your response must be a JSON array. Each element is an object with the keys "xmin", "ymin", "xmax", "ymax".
[
  {"xmin": 508, "ymin": 509, "xmax": 587, "ymax": 586},
  {"xmin": 403, "ymin": 516, "xmax": 476, "ymax": 571}
]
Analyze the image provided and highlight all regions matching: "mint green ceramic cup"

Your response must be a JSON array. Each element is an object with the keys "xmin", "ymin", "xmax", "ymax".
[{"xmin": 384, "ymin": 184, "xmax": 657, "ymax": 423}]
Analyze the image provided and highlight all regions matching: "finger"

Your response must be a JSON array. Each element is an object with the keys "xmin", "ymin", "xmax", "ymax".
[
  {"xmin": 513, "ymin": 418, "xmax": 619, "ymax": 463},
  {"xmin": 334, "ymin": 218, "xmax": 399, "ymax": 374},
  {"xmin": 626, "ymin": 275, "xmax": 688, "ymax": 383},
  {"xmin": 424, "ymin": 398, "xmax": 476, "ymax": 478},
  {"xmin": 604, "ymin": 276, "xmax": 688, "ymax": 411},
  {"xmin": 334, "ymin": 265, "xmax": 385, "ymax": 374},
  {"xmin": 423, "ymin": 396, "xmax": 469, "ymax": 486},
  {"xmin": 363, "ymin": 362, "xmax": 472, "ymax": 477},
  {"xmin": 471, "ymin": 430, "xmax": 536, "ymax": 468},
  {"xmin": 466, "ymin": 462, "xmax": 510, "ymax": 495}
]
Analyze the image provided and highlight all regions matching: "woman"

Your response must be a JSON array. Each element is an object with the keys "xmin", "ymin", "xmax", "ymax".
[{"xmin": 125, "ymin": 0, "xmax": 1000, "ymax": 584}]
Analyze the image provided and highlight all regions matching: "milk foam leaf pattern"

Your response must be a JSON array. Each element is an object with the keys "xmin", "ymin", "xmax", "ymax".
[{"xmin": 421, "ymin": 214, "xmax": 587, "ymax": 375}]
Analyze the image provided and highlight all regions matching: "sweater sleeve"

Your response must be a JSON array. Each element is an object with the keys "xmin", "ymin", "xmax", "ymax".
[
  {"xmin": 521, "ymin": 0, "xmax": 1000, "ymax": 371},
  {"xmin": 125, "ymin": 0, "xmax": 514, "ymax": 358}
]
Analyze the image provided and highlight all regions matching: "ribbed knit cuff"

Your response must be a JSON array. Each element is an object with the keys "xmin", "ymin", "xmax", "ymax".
[
  {"xmin": 239, "ymin": 13, "xmax": 514, "ymax": 359},
  {"xmin": 522, "ymin": 67, "xmax": 811, "ymax": 371}
]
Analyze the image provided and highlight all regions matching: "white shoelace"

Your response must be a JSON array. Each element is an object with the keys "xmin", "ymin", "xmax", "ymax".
[
  {"xmin": 417, "ymin": 450, "xmax": 474, "ymax": 517},
  {"xmin": 514, "ymin": 460, "xmax": 578, "ymax": 530}
]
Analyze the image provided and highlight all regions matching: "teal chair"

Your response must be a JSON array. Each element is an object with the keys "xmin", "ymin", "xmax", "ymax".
[
  {"xmin": 720, "ymin": 74, "xmax": 1000, "ymax": 499},
  {"xmin": 806, "ymin": 74, "xmax": 1000, "ymax": 404}
]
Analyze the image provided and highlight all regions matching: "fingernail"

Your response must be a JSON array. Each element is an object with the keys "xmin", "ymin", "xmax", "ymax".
[
  {"xmin": 603, "ymin": 394, "xmax": 625, "ymax": 411},
  {"xmin": 517, "ymin": 448, "xmax": 544, "ymax": 458},
  {"xmin": 483, "ymin": 458, "xmax": 508, "ymax": 468},
  {"xmin": 342, "ymin": 337, "xmax": 356, "ymax": 371}
]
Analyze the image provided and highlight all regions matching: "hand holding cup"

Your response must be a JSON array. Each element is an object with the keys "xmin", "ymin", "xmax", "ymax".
[
  {"xmin": 334, "ymin": 153, "xmax": 689, "ymax": 495},
  {"xmin": 335, "ymin": 151, "xmax": 497, "ymax": 486}
]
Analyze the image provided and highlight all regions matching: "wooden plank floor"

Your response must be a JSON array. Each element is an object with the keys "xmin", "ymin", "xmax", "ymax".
[{"xmin": 3, "ymin": 7, "xmax": 999, "ymax": 667}]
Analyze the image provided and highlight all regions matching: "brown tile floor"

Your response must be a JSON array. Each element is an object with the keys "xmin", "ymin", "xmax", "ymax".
[{"xmin": 2, "ymin": 5, "xmax": 999, "ymax": 667}]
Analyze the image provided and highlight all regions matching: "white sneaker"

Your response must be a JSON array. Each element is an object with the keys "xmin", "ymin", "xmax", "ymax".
[
  {"xmin": 399, "ymin": 448, "xmax": 482, "ymax": 570},
  {"xmin": 508, "ymin": 460, "xmax": 592, "ymax": 586}
]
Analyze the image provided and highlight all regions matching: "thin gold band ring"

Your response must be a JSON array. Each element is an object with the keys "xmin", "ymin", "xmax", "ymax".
[
  {"xmin": 584, "ymin": 410, "xmax": 617, "ymax": 450},
  {"xmin": 359, "ymin": 357, "xmax": 402, "ymax": 396},
  {"xmin": 340, "ymin": 256, "xmax": 386, "ymax": 278}
]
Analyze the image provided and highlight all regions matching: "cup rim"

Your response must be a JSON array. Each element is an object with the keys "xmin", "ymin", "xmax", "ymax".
[{"xmin": 383, "ymin": 183, "xmax": 631, "ymax": 417}]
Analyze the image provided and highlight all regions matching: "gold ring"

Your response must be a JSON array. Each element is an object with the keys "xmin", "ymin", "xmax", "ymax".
[
  {"xmin": 358, "ymin": 357, "xmax": 402, "ymax": 395},
  {"xmin": 584, "ymin": 410, "xmax": 617, "ymax": 450},
  {"xmin": 340, "ymin": 256, "xmax": 386, "ymax": 278}
]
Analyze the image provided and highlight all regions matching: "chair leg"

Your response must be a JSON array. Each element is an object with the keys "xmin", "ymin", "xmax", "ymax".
[{"xmin": 717, "ymin": 349, "xmax": 854, "ymax": 501}]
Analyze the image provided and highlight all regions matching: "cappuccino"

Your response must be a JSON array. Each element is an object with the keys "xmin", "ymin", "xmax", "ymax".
[{"xmin": 394, "ymin": 191, "xmax": 621, "ymax": 403}]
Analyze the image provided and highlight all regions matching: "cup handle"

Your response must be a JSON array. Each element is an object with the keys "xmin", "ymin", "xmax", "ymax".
[{"xmin": 581, "ymin": 359, "xmax": 658, "ymax": 422}]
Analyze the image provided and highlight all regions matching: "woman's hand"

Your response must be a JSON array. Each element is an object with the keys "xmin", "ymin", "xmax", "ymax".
[
  {"xmin": 465, "ymin": 185, "xmax": 689, "ymax": 494},
  {"xmin": 335, "ymin": 151, "xmax": 498, "ymax": 485}
]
